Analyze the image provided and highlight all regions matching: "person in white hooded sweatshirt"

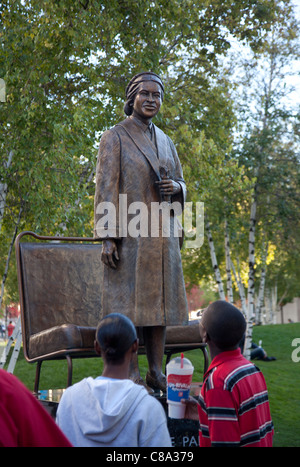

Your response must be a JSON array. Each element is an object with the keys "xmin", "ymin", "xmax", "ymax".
[{"xmin": 56, "ymin": 313, "xmax": 172, "ymax": 447}]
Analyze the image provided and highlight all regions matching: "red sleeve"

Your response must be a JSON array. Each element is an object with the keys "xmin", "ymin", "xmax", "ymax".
[{"xmin": 0, "ymin": 370, "xmax": 72, "ymax": 447}]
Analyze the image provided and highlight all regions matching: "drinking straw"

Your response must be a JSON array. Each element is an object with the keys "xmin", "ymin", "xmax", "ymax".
[{"xmin": 181, "ymin": 352, "xmax": 184, "ymax": 368}]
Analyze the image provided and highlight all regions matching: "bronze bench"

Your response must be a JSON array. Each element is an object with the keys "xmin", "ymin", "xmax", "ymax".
[{"xmin": 15, "ymin": 231, "xmax": 208, "ymax": 394}]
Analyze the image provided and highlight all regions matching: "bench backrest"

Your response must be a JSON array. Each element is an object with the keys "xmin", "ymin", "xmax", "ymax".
[{"xmin": 16, "ymin": 232, "xmax": 103, "ymax": 354}]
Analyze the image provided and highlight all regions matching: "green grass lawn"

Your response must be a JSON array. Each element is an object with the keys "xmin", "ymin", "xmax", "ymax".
[
  {"xmin": 250, "ymin": 323, "xmax": 300, "ymax": 447},
  {"xmin": 1, "ymin": 322, "xmax": 300, "ymax": 447}
]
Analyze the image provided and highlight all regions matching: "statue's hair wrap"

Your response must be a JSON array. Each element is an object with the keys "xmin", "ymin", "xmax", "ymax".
[{"xmin": 124, "ymin": 72, "xmax": 164, "ymax": 116}]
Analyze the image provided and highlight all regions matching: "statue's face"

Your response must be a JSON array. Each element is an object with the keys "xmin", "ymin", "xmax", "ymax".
[{"xmin": 132, "ymin": 81, "xmax": 162, "ymax": 123}]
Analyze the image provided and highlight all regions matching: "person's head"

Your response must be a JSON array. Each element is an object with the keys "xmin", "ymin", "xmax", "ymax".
[
  {"xmin": 95, "ymin": 313, "xmax": 137, "ymax": 365},
  {"xmin": 199, "ymin": 301, "xmax": 246, "ymax": 353},
  {"xmin": 124, "ymin": 72, "xmax": 164, "ymax": 121}
]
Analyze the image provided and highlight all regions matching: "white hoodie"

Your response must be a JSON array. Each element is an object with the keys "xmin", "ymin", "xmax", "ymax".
[{"xmin": 56, "ymin": 376, "xmax": 172, "ymax": 447}]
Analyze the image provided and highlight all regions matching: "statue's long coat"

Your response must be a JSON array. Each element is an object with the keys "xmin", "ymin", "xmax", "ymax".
[{"xmin": 94, "ymin": 117, "xmax": 188, "ymax": 327}]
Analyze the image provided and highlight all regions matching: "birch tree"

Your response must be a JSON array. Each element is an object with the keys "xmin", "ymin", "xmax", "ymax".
[
  {"xmin": 230, "ymin": 258, "xmax": 247, "ymax": 316},
  {"xmin": 255, "ymin": 240, "xmax": 268, "ymax": 324},
  {"xmin": 243, "ymin": 189, "xmax": 257, "ymax": 359},
  {"xmin": 224, "ymin": 218, "xmax": 234, "ymax": 304},
  {"xmin": 205, "ymin": 220, "xmax": 226, "ymax": 301}
]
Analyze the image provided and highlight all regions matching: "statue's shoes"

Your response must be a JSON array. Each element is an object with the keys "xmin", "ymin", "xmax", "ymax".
[
  {"xmin": 146, "ymin": 371, "xmax": 167, "ymax": 392},
  {"xmin": 131, "ymin": 376, "xmax": 154, "ymax": 394}
]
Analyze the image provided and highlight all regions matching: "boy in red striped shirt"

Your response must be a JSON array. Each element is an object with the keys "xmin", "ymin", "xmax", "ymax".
[{"xmin": 183, "ymin": 301, "xmax": 274, "ymax": 447}]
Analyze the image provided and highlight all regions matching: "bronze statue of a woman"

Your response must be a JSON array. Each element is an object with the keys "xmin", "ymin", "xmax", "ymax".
[{"xmin": 94, "ymin": 72, "xmax": 188, "ymax": 391}]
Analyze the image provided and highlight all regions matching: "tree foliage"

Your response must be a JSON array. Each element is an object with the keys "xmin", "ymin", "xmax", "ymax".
[{"xmin": 0, "ymin": 0, "xmax": 299, "ymax": 313}]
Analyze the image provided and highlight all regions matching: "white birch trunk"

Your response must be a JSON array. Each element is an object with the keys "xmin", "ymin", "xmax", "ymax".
[
  {"xmin": 224, "ymin": 219, "xmax": 234, "ymax": 303},
  {"xmin": 244, "ymin": 194, "xmax": 257, "ymax": 360},
  {"xmin": 230, "ymin": 258, "xmax": 247, "ymax": 316},
  {"xmin": 270, "ymin": 285, "xmax": 278, "ymax": 324},
  {"xmin": 205, "ymin": 220, "xmax": 226, "ymax": 300},
  {"xmin": 264, "ymin": 286, "xmax": 278, "ymax": 324},
  {"xmin": 256, "ymin": 241, "xmax": 268, "ymax": 325},
  {"xmin": 264, "ymin": 289, "xmax": 271, "ymax": 325}
]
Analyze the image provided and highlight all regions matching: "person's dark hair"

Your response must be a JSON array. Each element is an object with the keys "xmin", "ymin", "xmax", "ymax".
[
  {"xmin": 96, "ymin": 313, "xmax": 137, "ymax": 364},
  {"xmin": 124, "ymin": 71, "xmax": 164, "ymax": 116},
  {"xmin": 201, "ymin": 300, "xmax": 246, "ymax": 351}
]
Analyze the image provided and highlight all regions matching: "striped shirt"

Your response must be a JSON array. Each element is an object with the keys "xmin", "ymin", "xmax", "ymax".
[{"xmin": 197, "ymin": 348, "xmax": 274, "ymax": 447}]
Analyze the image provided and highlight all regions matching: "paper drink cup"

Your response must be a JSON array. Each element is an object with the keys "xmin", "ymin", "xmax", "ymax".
[{"xmin": 166, "ymin": 354, "xmax": 194, "ymax": 419}]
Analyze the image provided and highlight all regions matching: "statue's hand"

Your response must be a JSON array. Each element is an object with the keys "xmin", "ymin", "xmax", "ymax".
[
  {"xmin": 155, "ymin": 179, "xmax": 181, "ymax": 196},
  {"xmin": 101, "ymin": 239, "xmax": 119, "ymax": 269}
]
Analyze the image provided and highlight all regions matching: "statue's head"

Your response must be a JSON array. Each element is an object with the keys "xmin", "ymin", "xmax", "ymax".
[{"xmin": 124, "ymin": 72, "xmax": 164, "ymax": 118}]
